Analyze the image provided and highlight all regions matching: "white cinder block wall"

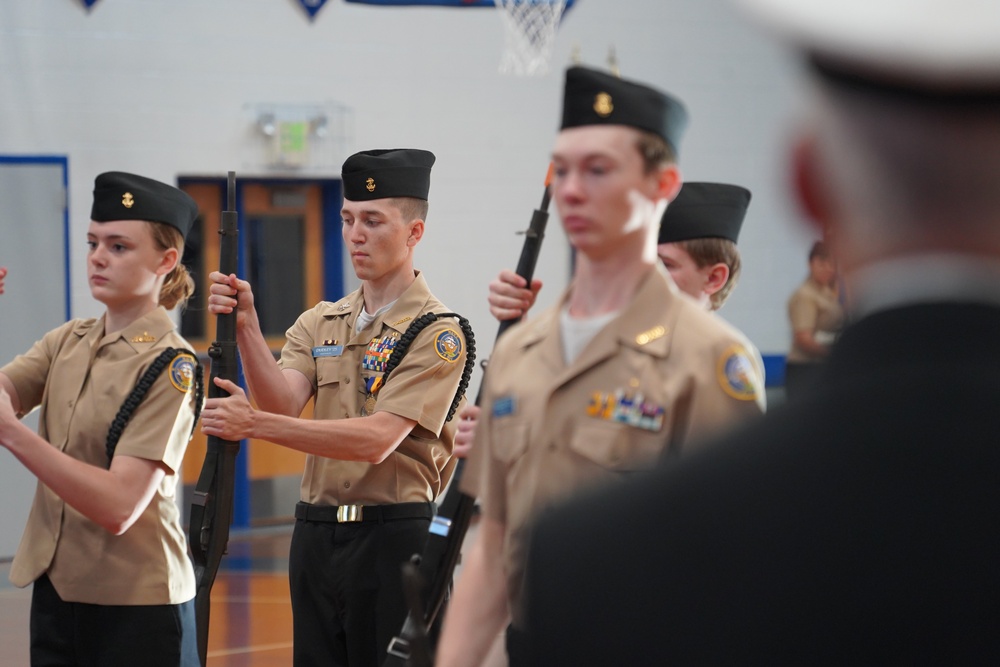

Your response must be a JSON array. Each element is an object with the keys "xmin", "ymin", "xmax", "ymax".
[{"xmin": 0, "ymin": 0, "xmax": 816, "ymax": 395}]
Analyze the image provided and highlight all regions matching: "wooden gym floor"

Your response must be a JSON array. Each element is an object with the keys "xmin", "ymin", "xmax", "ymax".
[
  {"xmin": 0, "ymin": 525, "xmax": 296, "ymax": 666},
  {"xmin": 0, "ymin": 521, "xmax": 506, "ymax": 667}
]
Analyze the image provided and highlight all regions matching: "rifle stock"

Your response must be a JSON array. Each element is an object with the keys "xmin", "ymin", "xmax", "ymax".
[
  {"xmin": 383, "ymin": 165, "xmax": 554, "ymax": 667},
  {"xmin": 188, "ymin": 171, "xmax": 241, "ymax": 666}
]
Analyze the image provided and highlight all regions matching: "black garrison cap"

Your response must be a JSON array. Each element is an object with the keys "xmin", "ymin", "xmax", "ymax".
[
  {"xmin": 342, "ymin": 149, "xmax": 436, "ymax": 202},
  {"xmin": 91, "ymin": 171, "xmax": 198, "ymax": 241},
  {"xmin": 560, "ymin": 66, "xmax": 689, "ymax": 157},
  {"xmin": 657, "ymin": 182, "xmax": 752, "ymax": 245}
]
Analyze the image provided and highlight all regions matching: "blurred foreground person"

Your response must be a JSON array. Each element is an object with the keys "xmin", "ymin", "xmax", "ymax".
[{"xmin": 526, "ymin": 0, "xmax": 1000, "ymax": 663}]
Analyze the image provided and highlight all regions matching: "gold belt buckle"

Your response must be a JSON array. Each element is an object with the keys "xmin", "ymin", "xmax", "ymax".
[{"xmin": 337, "ymin": 504, "xmax": 363, "ymax": 523}]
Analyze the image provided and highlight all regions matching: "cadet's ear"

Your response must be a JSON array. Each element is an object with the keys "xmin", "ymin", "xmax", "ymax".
[
  {"xmin": 703, "ymin": 262, "xmax": 730, "ymax": 296},
  {"xmin": 156, "ymin": 247, "xmax": 180, "ymax": 276},
  {"xmin": 656, "ymin": 163, "xmax": 682, "ymax": 203},
  {"xmin": 407, "ymin": 219, "xmax": 424, "ymax": 247}
]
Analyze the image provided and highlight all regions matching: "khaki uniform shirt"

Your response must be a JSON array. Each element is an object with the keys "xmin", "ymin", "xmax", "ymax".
[
  {"xmin": 464, "ymin": 265, "xmax": 765, "ymax": 625},
  {"xmin": 2, "ymin": 307, "xmax": 198, "ymax": 605},
  {"xmin": 787, "ymin": 277, "xmax": 845, "ymax": 362},
  {"xmin": 279, "ymin": 271, "xmax": 468, "ymax": 505}
]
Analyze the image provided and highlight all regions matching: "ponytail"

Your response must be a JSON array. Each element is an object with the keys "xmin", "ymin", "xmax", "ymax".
[{"xmin": 148, "ymin": 221, "xmax": 195, "ymax": 311}]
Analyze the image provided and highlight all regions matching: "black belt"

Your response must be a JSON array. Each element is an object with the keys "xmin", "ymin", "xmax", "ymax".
[{"xmin": 295, "ymin": 501, "xmax": 435, "ymax": 524}]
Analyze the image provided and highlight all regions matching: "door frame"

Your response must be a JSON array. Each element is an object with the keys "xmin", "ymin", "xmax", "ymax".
[{"xmin": 177, "ymin": 175, "xmax": 343, "ymax": 529}]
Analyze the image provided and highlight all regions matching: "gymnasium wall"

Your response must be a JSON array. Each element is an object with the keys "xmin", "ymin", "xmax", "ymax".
[{"xmin": 0, "ymin": 0, "xmax": 813, "ymax": 375}]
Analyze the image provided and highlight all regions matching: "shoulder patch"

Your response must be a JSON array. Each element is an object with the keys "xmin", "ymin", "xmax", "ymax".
[
  {"xmin": 434, "ymin": 329, "xmax": 463, "ymax": 363},
  {"xmin": 168, "ymin": 354, "xmax": 197, "ymax": 393},
  {"xmin": 716, "ymin": 345, "xmax": 759, "ymax": 401}
]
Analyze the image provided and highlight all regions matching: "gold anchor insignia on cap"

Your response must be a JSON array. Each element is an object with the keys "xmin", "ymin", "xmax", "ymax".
[
  {"xmin": 365, "ymin": 177, "xmax": 376, "ymax": 193},
  {"xmin": 635, "ymin": 325, "xmax": 667, "ymax": 346},
  {"xmin": 130, "ymin": 331, "xmax": 156, "ymax": 343},
  {"xmin": 594, "ymin": 92, "xmax": 614, "ymax": 117},
  {"xmin": 122, "ymin": 192, "xmax": 135, "ymax": 209}
]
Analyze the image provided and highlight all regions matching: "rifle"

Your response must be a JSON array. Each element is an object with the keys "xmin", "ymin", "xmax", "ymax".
[
  {"xmin": 188, "ymin": 171, "xmax": 241, "ymax": 667},
  {"xmin": 384, "ymin": 165, "xmax": 554, "ymax": 667}
]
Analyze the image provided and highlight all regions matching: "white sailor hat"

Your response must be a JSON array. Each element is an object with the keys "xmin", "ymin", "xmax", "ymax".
[{"xmin": 735, "ymin": 0, "xmax": 1000, "ymax": 97}]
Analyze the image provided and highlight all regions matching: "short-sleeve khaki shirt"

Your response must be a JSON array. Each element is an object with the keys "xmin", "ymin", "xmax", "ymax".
[
  {"xmin": 1, "ymin": 307, "xmax": 198, "ymax": 605},
  {"xmin": 464, "ymin": 265, "xmax": 765, "ymax": 625},
  {"xmin": 787, "ymin": 277, "xmax": 845, "ymax": 362},
  {"xmin": 278, "ymin": 271, "xmax": 468, "ymax": 505}
]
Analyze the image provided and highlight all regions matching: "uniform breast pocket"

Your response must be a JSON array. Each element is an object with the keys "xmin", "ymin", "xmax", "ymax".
[
  {"xmin": 315, "ymin": 356, "xmax": 342, "ymax": 388},
  {"xmin": 568, "ymin": 420, "xmax": 661, "ymax": 472},
  {"xmin": 490, "ymin": 420, "xmax": 529, "ymax": 465}
]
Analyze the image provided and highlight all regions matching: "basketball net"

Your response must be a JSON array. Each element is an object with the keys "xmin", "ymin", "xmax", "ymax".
[{"xmin": 494, "ymin": 0, "xmax": 568, "ymax": 76}]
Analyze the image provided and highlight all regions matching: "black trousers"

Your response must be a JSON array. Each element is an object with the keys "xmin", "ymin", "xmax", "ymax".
[
  {"xmin": 30, "ymin": 574, "xmax": 199, "ymax": 667},
  {"xmin": 288, "ymin": 511, "xmax": 432, "ymax": 667}
]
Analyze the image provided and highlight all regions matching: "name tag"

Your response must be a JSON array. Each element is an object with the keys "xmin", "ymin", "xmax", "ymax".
[
  {"xmin": 312, "ymin": 345, "xmax": 344, "ymax": 358},
  {"xmin": 493, "ymin": 395, "xmax": 516, "ymax": 418}
]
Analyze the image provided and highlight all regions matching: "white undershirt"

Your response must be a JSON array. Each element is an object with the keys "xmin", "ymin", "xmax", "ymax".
[
  {"xmin": 559, "ymin": 304, "xmax": 620, "ymax": 365},
  {"xmin": 355, "ymin": 300, "xmax": 397, "ymax": 334}
]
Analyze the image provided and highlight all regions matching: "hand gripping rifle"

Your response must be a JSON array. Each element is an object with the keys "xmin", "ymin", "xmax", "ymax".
[
  {"xmin": 188, "ymin": 171, "xmax": 241, "ymax": 667},
  {"xmin": 383, "ymin": 165, "xmax": 554, "ymax": 667}
]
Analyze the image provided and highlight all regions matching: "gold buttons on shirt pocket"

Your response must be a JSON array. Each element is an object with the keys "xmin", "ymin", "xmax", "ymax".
[{"xmin": 316, "ymin": 357, "xmax": 342, "ymax": 387}]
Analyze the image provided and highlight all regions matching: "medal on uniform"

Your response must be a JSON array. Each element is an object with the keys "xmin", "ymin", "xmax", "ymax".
[
  {"xmin": 586, "ymin": 386, "xmax": 665, "ymax": 432},
  {"xmin": 361, "ymin": 375, "xmax": 385, "ymax": 416}
]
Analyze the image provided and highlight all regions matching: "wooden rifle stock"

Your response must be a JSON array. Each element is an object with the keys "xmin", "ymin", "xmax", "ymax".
[
  {"xmin": 188, "ymin": 171, "xmax": 241, "ymax": 666},
  {"xmin": 383, "ymin": 165, "xmax": 554, "ymax": 667}
]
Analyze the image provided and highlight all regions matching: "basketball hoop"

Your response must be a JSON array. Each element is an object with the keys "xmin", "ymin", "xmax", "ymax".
[{"xmin": 494, "ymin": 0, "xmax": 572, "ymax": 76}]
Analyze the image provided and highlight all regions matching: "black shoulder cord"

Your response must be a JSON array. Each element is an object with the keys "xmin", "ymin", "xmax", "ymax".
[
  {"xmin": 104, "ymin": 347, "xmax": 205, "ymax": 466},
  {"xmin": 378, "ymin": 312, "xmax": 476, "ymax": 422}
]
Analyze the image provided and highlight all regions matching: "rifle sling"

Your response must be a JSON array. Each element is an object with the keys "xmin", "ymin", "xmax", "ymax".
[{"xmin": 104, "ymin": 347, "xmax": 203, "ymax": 466}]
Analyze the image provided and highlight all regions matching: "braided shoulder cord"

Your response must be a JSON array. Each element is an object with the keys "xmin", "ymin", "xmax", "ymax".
[
  {"xmin": 380, "ymin": 312, "xmax": 477, "ymax": 423},
  {"xmin": 104, "ymin": 347, "xmax": 205, "ymax": 467}
]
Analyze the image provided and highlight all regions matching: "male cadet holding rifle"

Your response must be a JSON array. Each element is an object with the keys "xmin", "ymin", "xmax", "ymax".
[
  {"xmin": 456, "ymin": 181, "xmax": 761, "ymax": 453},
  {"xmin": 201, "ymin": 149, "xmax": 470, "ymax": 667},
  {"xmin": 526, "ymin": 0, "xmax": 1000, "ymax": 663},
  {"xmin": 435, "ymin": 66, "xmax": 765, "ymax": 667}
]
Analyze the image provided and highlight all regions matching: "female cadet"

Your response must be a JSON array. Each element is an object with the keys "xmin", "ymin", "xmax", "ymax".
[
  {"xmin": 0, "ymin": 172, "xmax": 202, "ymax": 666},
  {"xmin": 785, "ymin": 239, "xmax": 844, "ymax": 397}
]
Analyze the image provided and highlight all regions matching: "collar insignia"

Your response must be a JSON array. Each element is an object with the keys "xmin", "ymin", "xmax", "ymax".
[
  {"xmin": 635, "ymin": 325, "xmax": 667, "ymax": 346},
  {"xmin": 130, "ymin": 331, "xmax": 156, "ymax": 343}
]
